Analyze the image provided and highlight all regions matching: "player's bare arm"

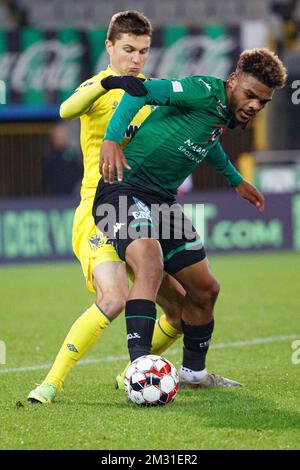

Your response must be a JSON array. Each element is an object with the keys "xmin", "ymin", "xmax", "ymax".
[
  {"xmin": 100, "ymin": 140, "xmax": 130, "ymax": 183},
  {"xmin": 235, "ymin": 180, "xmax": 265, "ymax": 212}
]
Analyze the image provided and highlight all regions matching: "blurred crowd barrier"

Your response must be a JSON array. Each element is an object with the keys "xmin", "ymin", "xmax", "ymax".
[
  {"xmin": 0, "ymin": 1, "xmax": 299, "ymax": 263},
  {"xmin": 1, "ymin": 0, "xmax": 275, "ymax": 30},
  {"xmin": 0, "ymin": 22, "xmax": 268, "ymax": 195}
]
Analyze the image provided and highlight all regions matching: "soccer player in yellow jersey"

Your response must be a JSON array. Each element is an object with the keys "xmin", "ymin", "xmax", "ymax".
[{"xmin": 27, "ymin": 11, "xmax": 185, "ymax": 404}]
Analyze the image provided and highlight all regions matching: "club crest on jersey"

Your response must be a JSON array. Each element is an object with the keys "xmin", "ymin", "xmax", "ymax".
[
  {"xmin": 89, "ymin": 231, "xmax": 112, "ymax": 251},
  {"xmin": 206, "ymin": 124, "xmax": 226, "ymax": 144},
  {"xmin": 132, "ymin": 197, "xmax": 152, "ymax": 220}
]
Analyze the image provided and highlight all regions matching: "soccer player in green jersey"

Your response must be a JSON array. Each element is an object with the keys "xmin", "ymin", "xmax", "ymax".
[{"xmin": 94, "ymin": 48, "xmax": 287, "ymax": 387}]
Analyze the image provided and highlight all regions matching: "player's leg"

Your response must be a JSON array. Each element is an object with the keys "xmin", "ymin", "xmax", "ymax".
[
  {"xmin": 174, "ymin": 258, "xmax": 242, "ymax": 387},
  {"xmin": 122, "ymin": 237, "xmax": 164, "ymax": 362},
  {"xmin": 115, "ymin": 273, "xmax": 184, "ymax": 389},
  {"xmin": 161, "ymin": 204, "xmax": 241, "ymax": 388},
  {"xmin": 27, "ymin": 258, "xmax": 128, "ymax": 404},
  {"xmin": 150, "ymin": 273, "xmax": 184, "ymax": 355},
  {"xmin": 94, "ymin": 189, "xmax": 165, "ymax": 363}
]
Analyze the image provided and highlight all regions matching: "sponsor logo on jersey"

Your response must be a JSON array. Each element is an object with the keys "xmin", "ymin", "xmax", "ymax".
[
  {"xmin": 171, "ymin": 81, "xmax": 183, "ymax": 92},
  {"xmin": 178, "ymin": 138, "xmax": 208, "ymax": 163},
  {"xmin": 132, "ymin": 197, "xmax": 152, "ymax": 220},
  {"xmin": 198, "ymin": 78, "xmax": 211, "ymax": 91},
  {"xmin": 125, "ymin": 124, "xmax": 139, "ymax": 139}
]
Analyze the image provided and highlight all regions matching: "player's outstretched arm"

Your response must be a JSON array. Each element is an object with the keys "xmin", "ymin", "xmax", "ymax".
[
  {"xmin": 101, "ymin": 75, "xmax": 148, "ymax": 97},
  {"xmin": 235, "ymin": 180, "xmax": 265, "ymax": 212},
  {"xmin": 206, "ymin": 143, "xmax": 264, "ymax": 212},
  {"xmin": 60, "ymin": 80, "xmax": 108, "ymax": 120},
  {"xmin": 206, "ymin": 142, "xmax": 243, "ymax": 187},
  {"xmin": 104, "ymin": 80, "xmax": 171, "ymax": 145}
]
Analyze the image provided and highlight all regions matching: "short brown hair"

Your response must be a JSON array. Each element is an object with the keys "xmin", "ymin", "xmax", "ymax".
[
  {"xmin": 107, "ymin": 10, "xmax": 153, "ymax": 43},
  {"xmin": 236, "ymin": 48, "xmax": 288, "ymax": 89}
]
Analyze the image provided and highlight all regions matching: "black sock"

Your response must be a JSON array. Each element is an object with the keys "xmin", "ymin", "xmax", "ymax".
[
  {"xmin": 181, "ymin": 319, "xmax": 214, "ymax": 371},
  {"xmin": 125, "ymin": 299, "xmax": 156, "ymax": 362}
]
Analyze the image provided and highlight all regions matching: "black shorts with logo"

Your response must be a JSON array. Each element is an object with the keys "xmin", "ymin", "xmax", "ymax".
[{"xmin": 93, "ymin": 180, "xmax": 206, "ymax": 275}]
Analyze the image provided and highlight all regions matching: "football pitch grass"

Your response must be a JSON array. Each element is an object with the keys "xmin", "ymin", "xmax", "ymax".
[{"xmin": 0, "ymin": 252, "xmax": 299, "ymax": 450}]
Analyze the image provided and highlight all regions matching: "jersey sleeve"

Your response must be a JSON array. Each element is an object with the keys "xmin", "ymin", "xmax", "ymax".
[
  {"xmin": 104, "ymin": 77, "xmax": 213, "ymax": 143},
  {"xmin": 59, "ymin": 78, "xmax": 107, "ymax": 120},
  {"xmin": 168, "ymin": 76, "xmax": 214, "ymax": 110},
  {"xmin": 104, "ymin": 79, "xmax": 171, "ymax": 143},
  {"xmin": 206, "ymin": 142, "xmax": 243, "ymax": 187}
]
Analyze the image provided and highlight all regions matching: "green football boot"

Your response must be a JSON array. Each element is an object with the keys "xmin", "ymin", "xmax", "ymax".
[{"xmin": 27, "ymin": 383, "xmax": 57, "ymax": 404}]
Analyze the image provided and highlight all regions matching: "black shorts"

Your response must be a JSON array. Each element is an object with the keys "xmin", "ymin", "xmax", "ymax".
[{"xmin": 93, "ymin": 181, "xmax": 206, "ymax": 275}]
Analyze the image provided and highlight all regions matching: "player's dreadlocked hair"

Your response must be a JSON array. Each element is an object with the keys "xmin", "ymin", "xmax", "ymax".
[
  {"xmin": 107, "ymin": 10, "xmax": 153, "ymax": 43},
  {"xmin": 236, "ymin": 48, "xmax": 287, "ymax": 89}
]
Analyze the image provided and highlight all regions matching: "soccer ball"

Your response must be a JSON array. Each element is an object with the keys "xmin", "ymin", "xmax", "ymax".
[{"xmin": 124, "ymin": 354, "xmax": 179, "ymax": 406}]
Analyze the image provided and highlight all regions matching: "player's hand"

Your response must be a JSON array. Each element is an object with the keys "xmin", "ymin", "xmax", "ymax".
[
  {"xmin": 100, "ymin": 140, "xmax": 131, "ymax": 184},
  {"xmin": 101, "ymin": 75, "xmax": 148, "ymax": 97},
  {"xmin": 235, "ymin": 180, "xmax": 265, "ymax": 212}
]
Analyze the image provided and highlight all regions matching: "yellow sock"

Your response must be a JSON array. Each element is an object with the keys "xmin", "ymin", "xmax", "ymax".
[
  {"xmin": 43, "ymin": 303, "xmax": 110, "ymax": 391},
  {"xmin": 119, "ymin": 314, "xmax": 182, "ymax": 380}
]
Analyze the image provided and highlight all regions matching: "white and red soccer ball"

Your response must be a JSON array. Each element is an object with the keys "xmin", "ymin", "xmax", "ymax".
[{"xmin": 124, "ymin": 355, "xmax": 179, "ymax": 406}]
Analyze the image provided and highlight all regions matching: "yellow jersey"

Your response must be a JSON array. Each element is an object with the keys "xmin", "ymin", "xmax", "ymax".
[{"xmin": 59, "ymin": 66, "xmax": 151, "ymax": 291}]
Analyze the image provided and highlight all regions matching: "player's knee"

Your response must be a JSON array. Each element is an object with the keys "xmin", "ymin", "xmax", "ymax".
[
  {"xmin": 203, "ymin": 278, "xmax": 220, "ymax": 308},
  {"xmin": 210, "ymin": 278, "xmax": 220, "ymax": 304},
  {"xmin": 96, "ymin": 288, "xmax": 127, "ymax": 320}
]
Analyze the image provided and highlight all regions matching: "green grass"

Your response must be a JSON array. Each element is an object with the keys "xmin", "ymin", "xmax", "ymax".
[{"xmin": 0, "ymin": 252, "xmax": 300, "ymax": 450}]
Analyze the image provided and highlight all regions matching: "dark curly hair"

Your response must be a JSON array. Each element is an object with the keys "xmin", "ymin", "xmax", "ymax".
[
  {"xmin": 107, "ymin": 10, "xmax": 153, "ymax": 44},
  {"xmin": 236, "ymin": 48, "xmax": 287, "ymax": 89}
]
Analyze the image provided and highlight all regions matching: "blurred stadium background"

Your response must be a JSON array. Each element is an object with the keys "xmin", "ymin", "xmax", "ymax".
[{"xmin": 0, "ymin": 0, "xmax": 299, "ymax": 263}]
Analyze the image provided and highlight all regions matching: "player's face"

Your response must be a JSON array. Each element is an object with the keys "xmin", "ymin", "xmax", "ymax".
[
  {"xmin": 226, "ymin": 72, "xmax": 274, "ymax": 124},
  {"xmin": 106, "ymin": 33, "xmax": 150, "ymax": 76}
]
